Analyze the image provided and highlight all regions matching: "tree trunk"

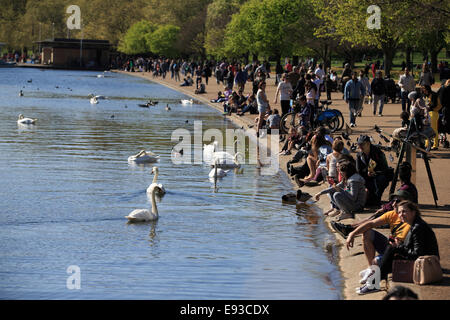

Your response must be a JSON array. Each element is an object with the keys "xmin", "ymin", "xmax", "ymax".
[
  {"xmin": 430, "ymin": 48, "xmax": 441, "ymax": 73},
  {"xmin": 406, "ymin": 46, "xmax": 412, "ymax": 70},
  {"xmin": 383, "ymin": 46, "xmax": 396, "ymax": 78}
]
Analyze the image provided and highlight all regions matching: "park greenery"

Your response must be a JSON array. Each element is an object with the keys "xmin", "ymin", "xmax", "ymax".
[{"xmin": 1, "ymin": 0, "xmax": 449, "ymax": 74}]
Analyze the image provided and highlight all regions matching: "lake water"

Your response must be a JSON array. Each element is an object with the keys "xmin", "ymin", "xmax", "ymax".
[{"xmin": 0, "ymin": 68, "xmax": 341, "ymax": 299}]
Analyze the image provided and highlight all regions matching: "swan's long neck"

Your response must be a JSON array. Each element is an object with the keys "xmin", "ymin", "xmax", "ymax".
[
  {"xmin": 152, "ymin": 169, "xmax": 158, "ymax": 184},
  {"xmin": 151, "ymin": 188, "xmax": 158, "ymax": 215}
]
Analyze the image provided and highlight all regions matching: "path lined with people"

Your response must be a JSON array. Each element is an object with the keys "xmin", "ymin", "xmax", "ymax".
[{"xmin": 116, "ymin": 64, "xmax": 450, "ymax": 300}]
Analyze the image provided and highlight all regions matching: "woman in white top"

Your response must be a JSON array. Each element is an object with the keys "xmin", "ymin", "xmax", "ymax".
[
  {"xmin": 305, "ymin": 81, "xmax": 316, "ymax": 105},
  {"xmin": 256, "ymin": 81, "xmax": 270, "ymax": 136},
  {"xmin": 274, "ymin": 73, "xmax": 293, "ymax": 116}
]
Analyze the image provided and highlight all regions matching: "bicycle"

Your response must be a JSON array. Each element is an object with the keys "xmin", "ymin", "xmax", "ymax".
[{"xmin": 280, "ymin": 100, "xmax": 343, "ymax": 134}]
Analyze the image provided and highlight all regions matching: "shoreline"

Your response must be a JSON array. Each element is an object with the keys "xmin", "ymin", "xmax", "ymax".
[{"xmin": 112, "ymin": 69, "xmax": 449, "ymax": 300}]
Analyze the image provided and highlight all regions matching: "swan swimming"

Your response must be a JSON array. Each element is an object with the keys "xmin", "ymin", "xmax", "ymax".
[
  {"xmin": 90, "ymin": 97, "xmax": 99, "ymax": 104},
  {"xmin": 125, "ymin": 186, "xmax": 159, "ymax": 222},
  {"xmin": 147, "ymin": 166, "xmax": 166, "ymax": 197},
  {"xmin": 203, "ymin": 140, "xmax": 219, "ymax": 163},
  {"xmin": 17, "ymin": 114, "xmax": 37, "ymax": 125},
  {"xmin": 181, "ymin": 99, "xmax": 193, "ymax": 105},
  {"xmin": 211, "ymin": 151, "xmax": 243, "ymax": 169},
  {"xmin": 209, "ymin": 158, "xmax": 229, "ymax": 178},
  {"xmin": 128, "ymin": 150, "xmax": 159, "ymax": 164}
]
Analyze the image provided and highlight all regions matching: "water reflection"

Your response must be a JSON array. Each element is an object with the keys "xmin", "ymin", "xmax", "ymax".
[{"xmin": 0, "ymin": 68, "xmax": 341, "ymax": 299}]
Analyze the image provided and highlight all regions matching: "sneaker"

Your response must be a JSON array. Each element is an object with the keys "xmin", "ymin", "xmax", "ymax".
[
  {"xmin": 378, "ymin": 114, "xmax": 383, "ymax": 117},
  {"xmin": 335, "ymin": 211, "xmax": 354, "ymax": 221},
  {"xmin": 359, "ymin": 268, "xmax": 375, "ymax": 284},
  {"xmin": 331, "ymin": 221, "xmax": 353, "ymax": 239},
  {"xmin": 356, "ymin": 283, "xmax": 380, "ymax": 295},
  {"xmin": 304, "ymin": 180, "xmax": 319, "ymax": 187},
  {"xmin": 350, "ymin": 123, "xmax": 355, "ymax": 128}
]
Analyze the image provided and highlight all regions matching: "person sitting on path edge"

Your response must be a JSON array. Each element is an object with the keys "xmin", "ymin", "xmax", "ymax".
[
  {"xmin": 355, "ymin": 135, "xmax": 391, "ymax": 207},
  {"xmin": 313, "ymin": 160, "xmax": 367, "ymax": 221},
  {"xmin": 344, "ymin": 192, "xmax": 413, "ymax": 293}
]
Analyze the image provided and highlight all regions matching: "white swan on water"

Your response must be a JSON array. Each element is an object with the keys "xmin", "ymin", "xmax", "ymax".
[
  {"xmin": 17, "ymin": 114, "xmax": 37, "ymax": 125},
  {"xmin": 128, "ymin": 150, "xmax": 159, "ymax": 164},
  {"xmin": 209, "ymin": 158, "xmax": 229, "ymax": 178},
  {"xmin": 181, "ymin": 99, "xmax": 193, "ymax": 105},
  {"xmin": 211, "ymin": 151, "xmax": 243, "ymax": 169},
  {"xmin": 90, "ymin": 97, "xmax": 99, "ymax": 104},
  {"xmin": 125, "ymin": 186, "xmax": 159, "ymax": 222},
  {"xmin": 203, "ymin": 140, "xmax": 219, "ymax": 163},
  {"xmin": 147, "ymin": 166, "xmax": 166, "ymax": 197}
]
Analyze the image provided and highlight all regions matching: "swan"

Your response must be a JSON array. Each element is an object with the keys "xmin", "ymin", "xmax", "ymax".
[
  {"xmin": 125, "ymin": 186, "xmax": 159, "ymax": 222},
  {"xmin": 97, "ymin": 74, "xmax": 104, "ymax": 78},
  {"xmin": 209, "ymin": 159, "xmax": 229, "ymax": 178},
  {"xmin": 147, "ymin": 166, "xmax": 166, "ymax": 197},
  {"xmin": 203, "ymin": 140, "xmax": 219, "ymax": 163},
  {"xmin": 181, "ymin": 99, "xmax": 193, "ymax": 105},
  {"xmin": 17, "ymin": 114, "xmax": 37, "ymax": 125},
  {"xmin": 211, "ymin": 151, "xmax": 243, "ymax": 169},
  {"xmin": 128, "ymin": 150, "xmax": 159, "ymax": 164},
  {"xmin": 90, "ymin": 97, "xmax": 99, "ymax": 104}
]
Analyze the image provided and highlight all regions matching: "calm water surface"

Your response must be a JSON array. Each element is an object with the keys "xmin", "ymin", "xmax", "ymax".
[{"xmin": 0, "ymin": 68, "xmax": 341, "ymax": 299}]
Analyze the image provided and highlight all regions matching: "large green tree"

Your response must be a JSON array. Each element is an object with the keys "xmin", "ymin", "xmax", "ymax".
[
  {"xmin": 223, "ymin": 0, "xmax": 308, "ymax": 61},
  {"xmin": 118, "ymin": 20, "xmax": 155, "ymax": 54},
  {"xmin": 147, "ymin": 24, "xmax": 180, "ymax": 57}
]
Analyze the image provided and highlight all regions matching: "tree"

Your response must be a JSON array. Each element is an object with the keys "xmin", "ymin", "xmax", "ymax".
[
  {"xmin": 147, "ymin": 24, "xmax": 180, "ymax": 57},
  {"xmin": 118, "ymin": 20, "xmax": 155, "ymax": 54},
  {"xmin": 204, "ymin": 0, "xmax": 242, "ymax": 57},
  {"xmin": 313, "ymin": 0, "xmax": 449, "ymax": 76},
  {"xmin": 223, "ymin": 0, "xmax": 308, "ymax": 61}
]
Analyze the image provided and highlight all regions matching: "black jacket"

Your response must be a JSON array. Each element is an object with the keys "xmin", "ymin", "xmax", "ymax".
[
  {"xmin": 395, "ymin": 216, "xmax": 440, "ymax": 260},
  {"xmin": 356, "ymin": 144, "xmax": 389, "ymax": 178},
  {"xmin": 371, "ymin": 78, "xmax": 386, "ymax": 95}
]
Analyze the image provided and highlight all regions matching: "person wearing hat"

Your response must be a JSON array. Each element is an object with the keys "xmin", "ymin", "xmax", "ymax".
[{"xmin": 355, "ymin": 134, "xmax": 390, "ymax": 206}]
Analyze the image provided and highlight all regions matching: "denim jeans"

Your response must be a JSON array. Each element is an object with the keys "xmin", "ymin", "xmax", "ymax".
[
  {"xmin": 348, "ymin": 100, "xmax": 360, "ymax": 125},
  {"xmin": 401, "ymin": 90, "xmax": 411, "ymax": 113},
  {"xmin": 327, "ymin": 189, "xmax": 361, "ymax": 215}
]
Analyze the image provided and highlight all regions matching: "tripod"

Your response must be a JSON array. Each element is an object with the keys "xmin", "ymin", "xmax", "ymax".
[{"xmin": 389, "ymin": 119, "xmax": 438, "ymax": 207}]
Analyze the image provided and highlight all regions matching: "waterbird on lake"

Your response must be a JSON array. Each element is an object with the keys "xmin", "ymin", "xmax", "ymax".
[
  {"xmin": 209, "ymin": 158, "xmax": 229, "ymax": 179},
  {"xmin": 19, "ymin": 90, "xmax": 23, "ymax": 97},
  {"xmin": 181, "ymin": 99, "xmax": 193, "ymax": 105},
  {"xmin": 282, "ymin": 190, "xmax": 313, "ymax": 204},
  {"xmin": 125, "ymin": 187, "xmax": 159, "ymax": 222},
  {"xmin": 128, "ymin": 150, "xmax": 159, "ymax": 164},
  {"xmin": 17, "ymin": 114, "xmax": 37, "ymax": 125},
  {"xmin": 27, "ymin": 79, "xmax": 32, "ymax": 83},
  {"xmin": 90, "ymin": 97, "xmax": 99, "ymax": 104},
  {"xmin": 146, "ymin": 166, "xmax": 166, "ymax": 197},
  {"xmin": 165, "ymin": 104, "xmax": 171, "ymax": 111}
]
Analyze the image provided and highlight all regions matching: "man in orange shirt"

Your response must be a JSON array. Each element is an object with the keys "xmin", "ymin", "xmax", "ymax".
[{"xmin": 345, "ymin": 194, "xmax": 411, "ymax": 288}]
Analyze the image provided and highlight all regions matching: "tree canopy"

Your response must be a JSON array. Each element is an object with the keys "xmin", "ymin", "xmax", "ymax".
[{"xmin": 1, "ymin": 0, "xmax": 448, "ymax": 70}]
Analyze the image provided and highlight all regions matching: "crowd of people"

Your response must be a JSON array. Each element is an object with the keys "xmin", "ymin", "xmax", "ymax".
[{"xmin": 118, "ymin": 55, "xmax": 448, "ymax": 296}]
